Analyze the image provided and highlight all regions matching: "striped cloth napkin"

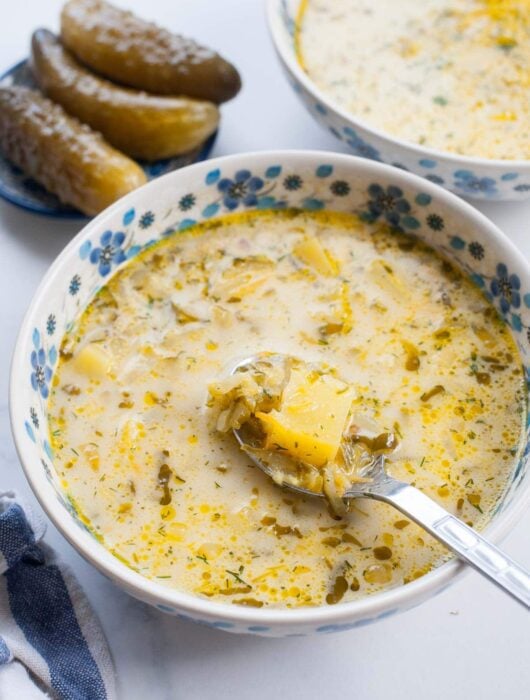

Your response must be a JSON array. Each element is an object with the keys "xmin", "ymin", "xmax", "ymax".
[{"xmin": 0, "ymin": 492, "xmax": 116, "ymax": 699}]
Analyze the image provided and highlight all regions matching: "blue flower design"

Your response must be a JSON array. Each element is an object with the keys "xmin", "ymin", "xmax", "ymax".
[
  {"xmin": 218, "ymin": 170, "xmax": 264, "ymax": 210},
  {"xmin": 343, "ymin": 127, "xmax": 381, "ymax": 161},
  {"xmin": 69, "ymin": 274, "xmax": 81, "ymax": 296},
  {"xmin": 454, "ymin": 171, "xmax": 498, "ymax": 197},
  {"xmin": 46, "ymin": 314, "xmax": 56, "ymax": 335},
  {"xmin": 362, "ymin": 184, "xmax": 412, "ymax": 227},
  {"xmin": 31, "ymin": 346, "xmax": 52, "ymax": 399},
  {"xmin": 41, "ymin": 459, "xmax": 52, "ymax": 482},
  {"xmin": 425, "ymin": 174, "xmax": 445, "ymax": 185},
  {"xmin": 524, "ymin": 367, "xmax": 530, "ymax": 395},
  {"xmin": 330, "ymin": 180, "xmax": 350, "ymax": 196},
  {"xmin": 490, "ymin": 263, "xmax": 521, "ymax": 314},
  {"xmin": 468, "ymin": 242, "xmax": 485, "ymax": 260},
  {"xmin": 279, "ymin": 0, "xmax": 296, "ymax": 36},
  {"xmin": 89, "ymin": 231, "xmax": 127, "ymax": 277},
  {"xmin": 426, "ymin": 213, "xmax": 444, "ymax": 231},
  {"xmin": 30, "ymin": 407, "xmax": 39, "ymax": 429},
  {"xmin": 178, "ymin": 194, "xmax": 196, "ymax": 211},
  {"xmin": 139, "ymin": 211, "xmax": 155, "ymax": 229},
  {"xmin": 283, "ymin": 174, "xmax": 303, "ymax": 191}
]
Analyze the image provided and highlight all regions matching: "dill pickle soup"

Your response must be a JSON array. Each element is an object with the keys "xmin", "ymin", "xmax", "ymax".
[
  {"xmin": 296, "ymin": 0, "xmax": 530, "ymax": 160},
  {"xmin": 48, "ymin": 209, "xmax": 525, "ymax": 609}
]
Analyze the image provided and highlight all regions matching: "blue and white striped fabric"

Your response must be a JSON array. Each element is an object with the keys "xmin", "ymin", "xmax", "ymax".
[{"xmin": 0, "ymin": 492, "xmax": 116, "ymax": 699}]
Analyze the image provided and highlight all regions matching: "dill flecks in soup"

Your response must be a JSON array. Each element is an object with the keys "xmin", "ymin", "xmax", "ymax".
[
  {"xmin": 296, "ymin": 0, "xmax": 530, "ymax": 160},
  {"xmin": 48, "ymin": 210, "xmax": 525, "ymax": 608}
]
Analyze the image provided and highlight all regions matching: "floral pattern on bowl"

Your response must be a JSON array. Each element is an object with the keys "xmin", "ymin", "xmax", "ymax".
[
  {"xmin": 10, "ymin": 151, "xmax": 530, "ymax": 637},
  {"xmin": 267, "ymin": 0, "xmax": 530, "ymax": 202},
  {"xmin": 0, "ymin": 60, "xmax": 218, "ymax": 218}
]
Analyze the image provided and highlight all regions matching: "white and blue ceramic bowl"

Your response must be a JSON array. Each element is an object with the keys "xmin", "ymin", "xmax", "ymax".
[
  {"xmin": 267, "ymin": 0, "xmax": 530, "ymax": 202},
  {"xmin": 10, "ymin": 151, "xmax": 530, "ymax": 636}
]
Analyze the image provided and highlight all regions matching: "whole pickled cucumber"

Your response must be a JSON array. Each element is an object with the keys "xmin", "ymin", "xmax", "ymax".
[
  {"xmin": 31, "ymin": 29, "xmax": 220, "ymax": 162},
  {"xmin": 61, "ymin": 0, "xmax": 241, "ymax": 104},
  {"xmin": 0, "ymin": 87, "xmax": 146, "ymax": 216}
]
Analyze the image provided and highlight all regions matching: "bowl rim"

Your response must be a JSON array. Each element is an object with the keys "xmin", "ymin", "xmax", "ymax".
[
  {"xmin": 266, "ymin": 0, "xmax": 530, "ymax": 171},
  {"xmin": 10, "ymin": 149, "xmax": 530, "ymax": 628}
]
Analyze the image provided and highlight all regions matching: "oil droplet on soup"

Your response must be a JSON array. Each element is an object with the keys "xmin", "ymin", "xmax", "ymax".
[{"xmin": 48, "ymin": 210, "xmax": 525, "ymax": 608}]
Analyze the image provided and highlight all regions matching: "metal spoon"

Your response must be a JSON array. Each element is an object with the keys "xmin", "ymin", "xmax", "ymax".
[{"xmin": 232, "ymin": 355, "xmax": 530, "ymax": 609}]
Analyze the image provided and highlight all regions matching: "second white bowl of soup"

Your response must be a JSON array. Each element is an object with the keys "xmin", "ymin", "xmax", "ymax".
[{"xmin": 268, "ymin": 0, "xmax": 530, "ymax": 200}]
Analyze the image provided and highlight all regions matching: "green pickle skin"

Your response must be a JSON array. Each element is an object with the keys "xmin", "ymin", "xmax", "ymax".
[
  {"xmin": 0, "ymin": 86, "xmax": 146, "ymax": 216},
  {"xmin": 31, "ymin": 29, "xmax": 220, "ymax": 162},
  {"xmin": 61, "ymin": 0, "xmax": 242, "ymax": 104}
]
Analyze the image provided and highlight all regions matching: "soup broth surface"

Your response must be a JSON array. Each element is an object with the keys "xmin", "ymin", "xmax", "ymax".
[
  {"xmin": 49, "ymin": 210, "xmax": 525, "ymax": 608},
  {"xmin": 297, "ymin": 0, "xmax": 530, "ymax": 160}
]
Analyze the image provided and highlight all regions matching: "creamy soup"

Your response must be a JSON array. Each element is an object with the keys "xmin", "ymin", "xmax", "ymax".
[
  {"xmin": 297, "ymin": 0, "xmax": 530, "ymax": 160},
  {"xmin": 49, "ymin": 210, "xmax": 525, "ymax": 608}
]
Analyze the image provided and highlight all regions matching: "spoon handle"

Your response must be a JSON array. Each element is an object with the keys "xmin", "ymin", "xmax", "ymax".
[{"xmin": 380, "ymin": 481, "xmax": 530, "ymax": 609}]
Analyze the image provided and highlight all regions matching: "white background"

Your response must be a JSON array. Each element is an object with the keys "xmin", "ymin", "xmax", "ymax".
[{"xmin": 1, "ymin": 1, "xmax": 529, "ymax": 698}]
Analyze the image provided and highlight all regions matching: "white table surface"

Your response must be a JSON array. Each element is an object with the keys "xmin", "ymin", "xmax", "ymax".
[{"xmin": 1, "ymin": 1, "xmax": 529, "ymax": 698}]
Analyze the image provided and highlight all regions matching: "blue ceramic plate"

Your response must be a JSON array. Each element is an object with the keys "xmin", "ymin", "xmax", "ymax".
[{"xmin": 0, "ymin": 59, "xmax": 218, "ymax": 218}]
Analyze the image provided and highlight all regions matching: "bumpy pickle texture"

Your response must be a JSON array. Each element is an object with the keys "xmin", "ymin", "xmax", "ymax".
[
  {"xmin": 31, "ymin": 29, "xmax": 220, "ymax": 161},
  {"xmin": 60, "ymin": 0, "xmax": 241, "ymax": 103},
  {"xmin": 0, "ymin": 86, "xmax": 146, "ymax": 215}
]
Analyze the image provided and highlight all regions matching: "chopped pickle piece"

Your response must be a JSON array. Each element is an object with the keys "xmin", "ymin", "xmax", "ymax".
[
  {"xmin": 373, "ymin": 546, "xmax": 392, "ymax": 560},
  {"xmin": 60, "ymin": 0, "xmax": 241, "ymax": 103},
  {"xmin": 402, "ymin": 341, "xmax": 421, "ymax": 371},
  {"xmin": 73, "ymin": 343, "xmax": 111, "ymax": 378},
  {"xmin": 232, "ymin": 598, "xmax": 264, "ymax": 608},
  {"xmin": 420, "ymin": 384, "xmax": 445, "ymax": 402},
  {"xmin": 350, "ymin": 431, "xmax": 399, "ymax": 455},
  {"xmin": 0, "ymin": 86, "xmax": 146, "ymax": 216},
  {"xmin": 208, "ymin": 357, "xmax": 287, "ymax": 432},
  {"xmin": 326, "ymin": 574, "xmax": 349, "ymax": 605},
  {"xmin": 256, "ymin": 366, "xmax": 355, "ymax": 468},
  {"xmin": 293, "ymin": 236, "xmax": 339, "ymax": 276},
  {"xmin": 31, "ymin": 30, "xmax": 220, "ymax": 161}
]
